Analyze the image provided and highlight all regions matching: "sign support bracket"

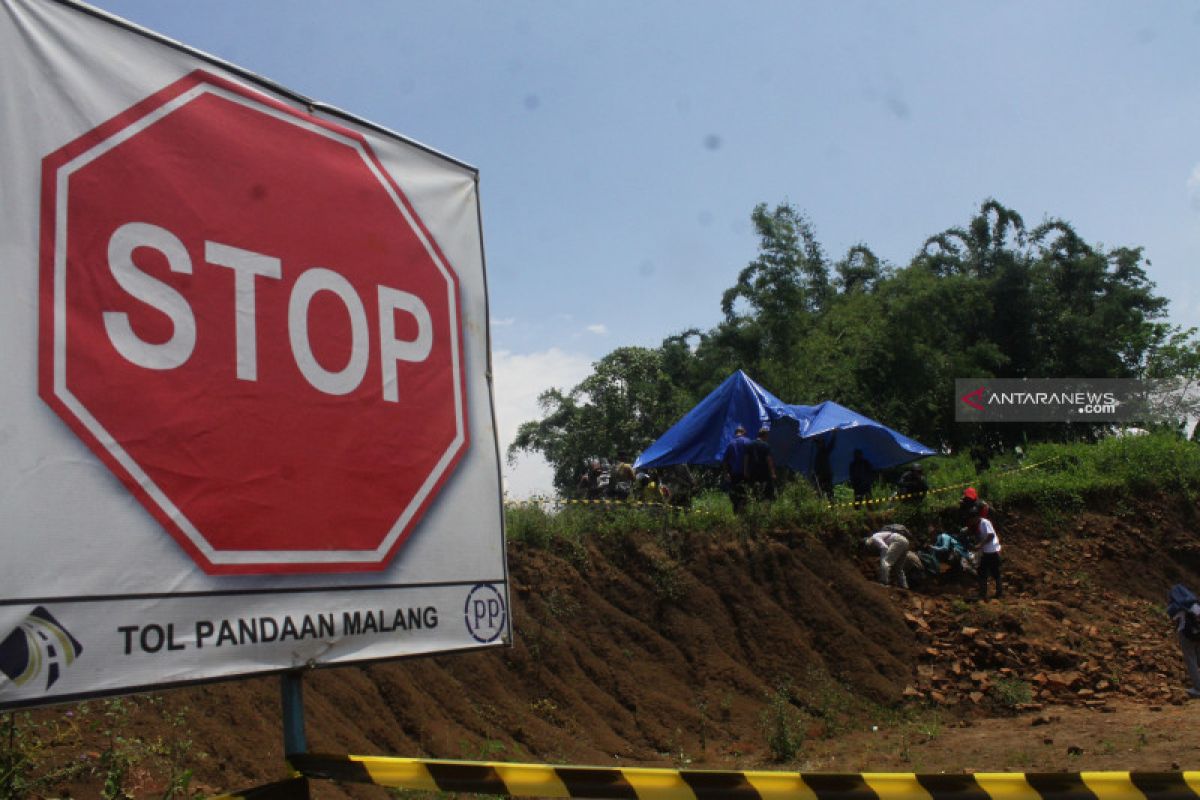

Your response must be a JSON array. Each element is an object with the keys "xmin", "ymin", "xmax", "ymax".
[{"xmin": 281, "ymin": 670, "xmax": 308, "ymax": 756}]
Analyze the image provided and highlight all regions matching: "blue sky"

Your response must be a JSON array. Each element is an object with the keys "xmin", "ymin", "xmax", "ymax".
[{"xmin": 89, "ymin": 0, "xmax": 1200, "ymax": 495}]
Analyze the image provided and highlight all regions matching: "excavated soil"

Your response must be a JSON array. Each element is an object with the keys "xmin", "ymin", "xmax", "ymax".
[{"xmin": 11, "ymin": 492, "xmax": 1200, "ymax": 798}]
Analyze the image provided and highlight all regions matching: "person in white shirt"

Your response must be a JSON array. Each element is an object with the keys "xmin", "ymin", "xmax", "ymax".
[
  {"xmin": 971, "ymin": 511, "xmax": 1002, "ymax": 599},
  {"xmin": 863, "ymin": 527, "xmax": 911, "ymax": 589}
]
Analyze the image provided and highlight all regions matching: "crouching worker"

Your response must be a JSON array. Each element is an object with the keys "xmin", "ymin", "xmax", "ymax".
[
  {"xmin": 863, "ymin": 526, "xmax": 911, "ymax": 589},
  {"xmin": 930, "ymin": 527, "xmax": 976, "ymax": 575}
]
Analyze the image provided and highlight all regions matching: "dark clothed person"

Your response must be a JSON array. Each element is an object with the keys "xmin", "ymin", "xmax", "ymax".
[
  {"xmin": 848, "ymin": 449, "xmax": 874, "ymax": 503},
  {"xmin": 897, "ymin": 463, "xmax": 928, "ymax": 501},
  {"xmin": 970, "ymin": 444, "xmax": 991, "ymax": 474},
  {"xmin": 813, "ymin": 437, "xmax": 834, "ymax": 498},
  {"xmin": 1168, "ymin": 586, "xmax": 1200, "ymax": 699},
  {"xmin": 722, "ymin": 426, "xmax": 752, "ymax": 513},
  {"xmin": 578, "ymin": 461, "xmax": 604, "ymax": 500},
  {"xmin": 745, "ymin": 427, "xmax": 777, "ymax": 501}
]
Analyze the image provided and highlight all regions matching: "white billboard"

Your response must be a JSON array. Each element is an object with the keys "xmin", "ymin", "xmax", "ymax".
[{"xmin": 0, "ymin": 0, "xmax": 509, "ymax": 709}]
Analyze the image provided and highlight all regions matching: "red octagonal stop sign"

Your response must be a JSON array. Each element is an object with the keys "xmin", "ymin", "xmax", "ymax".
[{"xmin": 38, "ymin": 70, "xmax": 469, "ymax": 575}]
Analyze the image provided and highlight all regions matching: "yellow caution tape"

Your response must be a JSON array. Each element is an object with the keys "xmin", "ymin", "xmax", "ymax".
[
  {"xmin": 510, "ymin": 497, "xmax": 676, "ymax": 510},
  {"xmin": 287, "ymin": 753, "xmax": 1199, "ymax": 800},
  {"xmin": 505, "ymin": 458, "xmax": 1057, "ymax": 517},
  {"xmin": 506, "ymin": 495, "xmax": 721, "ymax": 517},
  {"xmin": 824, "ymin": 458, "xmax": 1059, "ymax": 511}
]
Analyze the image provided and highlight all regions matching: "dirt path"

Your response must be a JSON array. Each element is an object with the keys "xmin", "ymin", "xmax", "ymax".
[{"xmin": 795, "ymin": 699, "xmax": 1199, "ymax": 774}]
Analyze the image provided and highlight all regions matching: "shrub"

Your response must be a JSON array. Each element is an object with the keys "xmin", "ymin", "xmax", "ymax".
[
  {"xmin": 759, "ymin": 680, "xmax": 806, "ymax": 763},
  {"xmin": 991, "ymin": 676, "xmax": 1032, "ymax": 709},
  {"xmin": 505, "ymin": 501, "xmax": 556, "ymax": 548}
]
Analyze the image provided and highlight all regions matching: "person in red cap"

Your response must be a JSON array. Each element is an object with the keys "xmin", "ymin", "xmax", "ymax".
[{"xmin": 959, "ymin": 487, "xmax": 991, "ymax": 524}]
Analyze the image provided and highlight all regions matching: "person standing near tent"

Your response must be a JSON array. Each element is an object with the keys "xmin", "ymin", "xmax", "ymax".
[
  {"xmin": 637, "ymin": 471, "xmax": 670, "ymax": 505},
  {"xmin": 863, "ymin": 526, "xmax": 910, "ymax": 589},
  {"xmin": 813, "ymin": 433, "xmax": 835, "ymax": 498},
  {"xmin": 745, "ymin": 425, "xmax": 777, "ymax": 501},
  {"xmin": 849, "ymin": 448, "xmax": 874, "ymax": 503},
  {"xmin": 577, "ymin": 460, "xmax": 605, "ymax": 500},
  {"xmin": 722, "ymin": 425, "xmax": 752, "ymax": 513},
  {"xmin": 897, "ymin": 462, "xmax": 928, "ymax": 502},
  {"xmin": 610, "ymin": 458, "xmax": 636, "ymax": 500},
  {"xmin": 661, "ymin": 464, "xmax": 696, "ymax": 507}
]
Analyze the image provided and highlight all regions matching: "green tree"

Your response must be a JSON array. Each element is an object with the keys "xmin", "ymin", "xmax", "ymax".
[
  {"xmin": 904, "ymin": 202, "xmax": 1171, "ymax": 449},
  {"xmin": 507, "ymin": 347, "xmax": 691, "ymax": 493},
  {"xmin": 510, "ymin": 198, "xmax": 1185, "ymax": 487},
  {"xmin": 1144, "ymin": 326, "xmax": 1200, "ymax": 432},
  {"xmin": 713, "ymin": 204, "xmax": 832, "ymax": 380},
  {"xmin": 834, "ymin": 244, "xmax": 886, "ymax": 294},
  {"xmin": 1025, "ymin": 221, "xmax": 1168, "ymax": 379}
]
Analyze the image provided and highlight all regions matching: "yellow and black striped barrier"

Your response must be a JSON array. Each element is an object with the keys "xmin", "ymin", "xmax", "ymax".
[{"xmin": 286, "ymin": 754, "xmax": 1200, "ymax": 799}]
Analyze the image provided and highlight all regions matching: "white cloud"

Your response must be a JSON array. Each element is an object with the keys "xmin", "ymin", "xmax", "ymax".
[
  {"xmin": 490, "ymin": 316, "xmax": 515, "ymax": 328},
  {"xmin": 1189, "ymin": 163, "xmax": 1200, "ymax": 210},
  {"xmin": 586, "ymin": 323, "xmax": 609, "ymax": 336},
  {"xmin": 491, "ymin": 348, "xmax": 593, "ymax": 498}
]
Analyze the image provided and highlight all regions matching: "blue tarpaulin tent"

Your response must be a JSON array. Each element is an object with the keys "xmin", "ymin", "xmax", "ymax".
[
  {"xmin": 770, "ymin": 400, "xmax": 935, "ymax": 483},
  {"xmin": 633, "ymin": 371, "xmax": 793, "ymax": 469},
  {"xmin": 634, "ymin": 371, "xmax": 934, "ymax": 481}
]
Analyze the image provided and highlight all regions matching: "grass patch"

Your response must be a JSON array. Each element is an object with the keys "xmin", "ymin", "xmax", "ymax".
[
  {"xmin": 503, "ymin": 433, "xmax": 1200, "ymax": 548},
  {"xmin": 1, "ymin": 697, "xmax": 203, "ymax": 800},
  {"xmin": 990, "ymin": 433, "xmax": 1200, "ymax": 512},
  {"xmin": 991, "ymin": 676, "xmax": 1033, "ymax": 709}
]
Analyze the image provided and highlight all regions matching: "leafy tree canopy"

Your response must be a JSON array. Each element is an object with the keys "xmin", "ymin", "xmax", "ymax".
[{"xmin": 509, "ymin": 199, "xmax": 1187, "ymax": 494}]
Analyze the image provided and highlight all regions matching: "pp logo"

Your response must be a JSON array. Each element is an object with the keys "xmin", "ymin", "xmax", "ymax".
[
  {"xmin": 463, "ymin": 584, "xmax": 507, "ymax": 643},
  {"xmin": 0, "ymin": 607, "xmax": 83, "ymax": 690}
]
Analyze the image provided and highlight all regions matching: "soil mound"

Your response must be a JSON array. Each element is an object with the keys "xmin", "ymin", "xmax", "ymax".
[{"xmin": 10, "ymin": 493, "xmax": 1200, "ymax": 798}]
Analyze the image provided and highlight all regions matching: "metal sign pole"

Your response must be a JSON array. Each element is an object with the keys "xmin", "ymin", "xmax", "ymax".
[{"xmin": 280, "ymin": 671, "xmax": 308, "ymax": 756}]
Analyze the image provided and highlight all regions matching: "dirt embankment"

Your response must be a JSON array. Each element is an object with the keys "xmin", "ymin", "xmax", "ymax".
[{"xmin": 14, "ymin": 493, "xmax": 1200, "ymax": 798}]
